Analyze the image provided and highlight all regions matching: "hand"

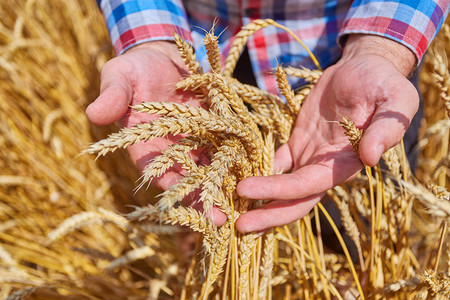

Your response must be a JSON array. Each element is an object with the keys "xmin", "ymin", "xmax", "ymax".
[
  {"xmin": 86, "ymin": 41, "xmax": 227, "ymax": 225},
  {"xmin": 235, "ymin": 34, "xmax": 419, "ymax": 233}
]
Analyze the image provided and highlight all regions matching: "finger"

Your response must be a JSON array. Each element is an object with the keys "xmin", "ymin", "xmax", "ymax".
[
  {"xmin": 207, "ymin": 207, "xmax": 227, "ymax": 226},
  {"xmin": 237, "ymin": 157, "xmax": 359, "ymax": 201},
  {"xmin": 190, "ymin": 201, "xmax": 227, "ymax": 227},
  {"xmin": 86, "ymin": 68, "xmax": 132, "ymax": 126},
  {"xmin": 235, "ymin": 194, "xmax": 323, "ymax": 233},
  {"xmin": 359, "ymin": 78, "xmax": 419, "ymax": 166},
  {"xmin": 272, "ymin": 143, "xmax": 293, "ymax": 173}
]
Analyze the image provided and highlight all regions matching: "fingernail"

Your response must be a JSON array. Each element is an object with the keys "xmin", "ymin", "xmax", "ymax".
[{"xmin": 257, "ymin": 230, "xmax": 266, "ymax": 237}]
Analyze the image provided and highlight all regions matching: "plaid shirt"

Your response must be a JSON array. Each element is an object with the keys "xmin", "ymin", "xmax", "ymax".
[{"xmin": 98, "ymin": 0, "xmax": 449, "ymax": 93}]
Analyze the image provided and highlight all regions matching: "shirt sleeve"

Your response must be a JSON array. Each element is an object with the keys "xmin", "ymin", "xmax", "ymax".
[
  {"xmin": 97, "ymin": 0, "xmax": 193, "ymax": 55},
  {"xmin": 338, "ymin": 0, "xmax": 450, "ymax": 61}
]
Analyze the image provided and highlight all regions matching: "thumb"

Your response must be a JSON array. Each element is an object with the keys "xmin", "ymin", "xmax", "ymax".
[
  {"xmin": 86, "ymin": 67, "xmax": 132, "ymax": 126},
  {"xmin": 359, "ymin": 77, "xmax": 419, "ymax": 166}
]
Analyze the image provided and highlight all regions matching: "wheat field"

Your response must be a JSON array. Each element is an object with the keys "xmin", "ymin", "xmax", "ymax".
[{"xmin": 0, "ymin": 1, "xmax": 449, "ymax": 299}]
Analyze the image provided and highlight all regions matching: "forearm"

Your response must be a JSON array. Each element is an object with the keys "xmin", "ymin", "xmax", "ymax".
[
  {"xmin": 341, "ymin": 34, "xmax": 417, "ymax": 77},
  {"xmin": 338, "ymin": 0, "xmax": 450, "ymax": 65},
  {"xmin": 96, "ymin": 0, "xmax": 192, "ymax": 55}
]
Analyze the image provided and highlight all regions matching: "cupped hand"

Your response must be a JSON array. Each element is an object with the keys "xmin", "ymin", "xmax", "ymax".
[
  {"xmin": 236, "ymin": 34, "xmax": 419, "ymax": 233},
  {"xmin": 86, "ymin": 41, "xmax": 227, "ymax": 225}
]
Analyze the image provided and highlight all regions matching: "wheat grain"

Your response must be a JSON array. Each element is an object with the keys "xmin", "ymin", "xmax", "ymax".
[
  {"xmin": 210, "ymin": 74, "xmax": 262, "ymax": 142},
  {"xmin": 206, "ymin": 222, "xmax": 232, "ymax": 292},
  {"xmin": 176, "ymin": 73, "xmax": 213, "ymax": 94},
  {"xmin": 132, "ymin": 101, "xmax": 212, "ymax": 119},
  {"xmin": 239, "ymin": 233, "xmax": 258, "ymax": 300},
  {"xmin": 200, "ymin": 139, "xmax": 248, "ymax": 213},
  {"xmin": 292, "ymin": 83, "xmax": 312, "ymax": 112},
  {"xmin": 138, "ymin": 136, "xmax": 212, "ymax": 190},
  {"xmin": 204, "ymin": 29, "xmax": 222, "ymax": 73},
  {"xmin": 382, "ymin": 146, "xmax": 401, "ymax": 177},
  {"xmin": 207, "ymin": 81, "xmax": 237, "ymax": 118},
  {"xmin": 84, "ymin": 116, "xmax": 220, "ymax": 157},
  {"xmin": 258, "ymin": 230, "xmax": 275, "ymax": 298},
  {"xmin": 276, "ymin": 66, "xmax": 297, "ymax": 114},
  {"xmin": 422, "ymin": 270, "xmax": 450, "ymax": 297},
  {"xmin": 262, "ymin": 129, "xmax": 275, "ymax": 176},
  {"xmin": 174, "ymin": 32, "xmax": 202, "ymax": 75},
  {"xmin": 157, "ymin": 167, "xmax": 206, "ymax": 211},
  {"xmin": 340, "ymin": 116, "xmax": 363, "ymax": 155},
  {"xmin": 163, "ymin": 206, "xmax": 215, "ymax": 236},
  {"xmin": 338, "ymin": 199, "xmax": 364, "ymax": 267}
]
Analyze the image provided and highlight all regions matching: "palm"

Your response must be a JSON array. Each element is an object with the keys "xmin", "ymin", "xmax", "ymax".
[
  {"xmin": 86, "ymin": 43, "xmax": 208, "ymax": 190},
  {"xmin": 236, "ymin": 54, "xmax": 419, "ymax": 233}
]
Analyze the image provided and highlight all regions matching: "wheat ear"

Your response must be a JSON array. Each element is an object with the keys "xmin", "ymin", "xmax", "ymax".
[
  {"xmin": 138, "ymin": 137, "xmax": 212, "ymax": 190},
  {"xmin": 106, "ymin": 246, "xmax": 155, "ymax": 271},
  {"xmin": 157, "ymin": 167, "xmax": 206, "ymax": 211},
  {"xmin": 174, "ymin": 32, "xmax": 202, "ymax": 75},
  {"xmin": 258, "ymin": 230, "xmax": 275, "ymax": 298},
  {"xmin": 284, "ymin": 66, "xmax": 323, "ymax": 83},
  {"xmin": 275, "ymin": 66, "xmax": 297, "ymax": 114},
  {"xmin": 340, "ymin": 116, "xmax": 363, "ymax": 156},
  {"xmin": 432, "ymin": 51, "xmax": 450, "ymax": 117},
  {"xmin": 224, "ymin": 19, "xmax": 270, "ymax": 76},
  {"xmin": 204, "ymin": 29, "xmax": 222, "ymax": 73}
]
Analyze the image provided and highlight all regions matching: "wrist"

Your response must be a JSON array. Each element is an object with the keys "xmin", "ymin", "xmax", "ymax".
[
  {"xmin": 125, "ymin": 40, "xmax": 185, "ymax": 67},
  {"xmin": 341, "ymin": 34, "xmax": 417, "ymax": 77}
]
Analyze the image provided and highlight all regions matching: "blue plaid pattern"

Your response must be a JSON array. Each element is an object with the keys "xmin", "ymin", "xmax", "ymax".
[{"xmin": 97, "ymin": 0, "xmax": 449, "ymax": 93}]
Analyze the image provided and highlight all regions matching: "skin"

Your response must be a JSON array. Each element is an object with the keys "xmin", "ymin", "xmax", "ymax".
[{"xmin": 86, "ymin": 34, "xmax": 418, "ymax": 233}]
